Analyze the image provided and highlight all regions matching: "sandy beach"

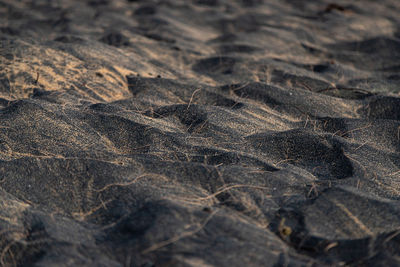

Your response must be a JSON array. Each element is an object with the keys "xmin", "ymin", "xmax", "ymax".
[{"xmin": 0, "ymin": 0, "xmax": 400, "ymax": 266}]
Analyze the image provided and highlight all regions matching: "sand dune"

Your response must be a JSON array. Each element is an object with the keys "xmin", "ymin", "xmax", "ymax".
[{"xmin": 0, "ymin": 0, "xmax": 400, "ymax": 266}]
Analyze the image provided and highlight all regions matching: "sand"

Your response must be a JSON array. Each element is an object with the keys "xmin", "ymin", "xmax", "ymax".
[{"xmin": 0, "ymin": 0, "xmax": 400, "ymax": 266}]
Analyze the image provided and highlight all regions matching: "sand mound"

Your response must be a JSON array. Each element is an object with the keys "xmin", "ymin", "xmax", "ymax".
[{"xmin": 0, "ymin": 0, "xmax": 400, "ymax": 266}]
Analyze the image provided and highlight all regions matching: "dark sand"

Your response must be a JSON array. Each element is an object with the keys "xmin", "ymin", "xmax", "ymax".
[{"xmin": 1, "ymin": 0, "xmax": 400, "ymax": 266}]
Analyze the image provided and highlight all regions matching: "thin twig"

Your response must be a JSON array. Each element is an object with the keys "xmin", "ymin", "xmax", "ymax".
[
  {"xmin": 142, "ymin": 210, "xmax": 218, "ymax": 254},
  {"xmin": 195, "ymin": 184, "xmax": 273, "ymax": 201},
  {"xmin": 186, "ymin": 88, "xmax": 201, "ymax": 111},
  {"xmin": 93, "ymin": 173, "xmax": 168, "ymax": 193}
]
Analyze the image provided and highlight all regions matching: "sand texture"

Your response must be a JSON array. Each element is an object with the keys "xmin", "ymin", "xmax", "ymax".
[{"xmin": 1, "ymin": 0, "xmax": 400, "ymax": 266}]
